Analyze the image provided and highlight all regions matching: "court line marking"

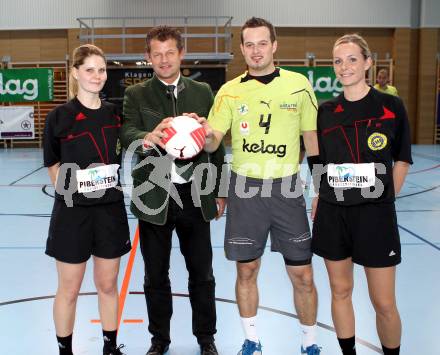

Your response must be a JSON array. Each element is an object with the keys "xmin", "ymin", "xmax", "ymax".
[
  {"xmin": 398, "ymin": 224, "xmax": 440, "ymax": 252},
  {"xmin": 412, "ymin": 152, "xmax": 440, "ymax": 163},
  {"xmin": 41, "ymin": 184, "xmax": 54, "ymax": 198},
  {"xmin": 90, "ymin": 319, "xmax": 144, "ymax": 324},
  {"xmin": 117, "ymin": 225, "xmax": 139, "ymax": 329},
  {"xmin": 122, "ymin": 319, "xmax": 143, "ymax": 323},
  {"xmin": 0, "ymin": 292, "xmax": 382, "ymax": 353},
  {"xmin": 396, "ymin": 185, "xmax": 439, "ymax": 199},
  {"xmin": 8, "ymin": 166, "xmax": 45, "ymax": 186},
  {"xmin": 403, "ymin": 180, "xmax": 432, "ymax": 190},
  {"xmin": 0, "ymin": 184, "xmax": 48, "ymax": 187},
  {"xmin": 408, "ymin": 164, "xmax": 440, "ymax": 175}
]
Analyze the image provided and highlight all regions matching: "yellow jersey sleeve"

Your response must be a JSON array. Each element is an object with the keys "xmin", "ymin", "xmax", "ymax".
[
  {"xmin": 300, "ymin": 76, "xmax": 318, "ymax": 132},
  {"xmin": 207, "ymin": 85, "xmax": 235, "ymax": 135}
]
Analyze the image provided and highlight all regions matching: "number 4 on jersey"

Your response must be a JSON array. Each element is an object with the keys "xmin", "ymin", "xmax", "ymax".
[{"xmin": 259, "ymin": 113, "xmax": 271, "ymax": 134}]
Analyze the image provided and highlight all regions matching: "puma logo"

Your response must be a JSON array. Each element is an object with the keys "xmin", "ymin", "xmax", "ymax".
[
  {"xmin": 260, "ymin": 100, "xmax": 271, "ymax": 109},
  {"xmin": 174, "ymin": 146, "xmax": 186, "ymax": 158}
]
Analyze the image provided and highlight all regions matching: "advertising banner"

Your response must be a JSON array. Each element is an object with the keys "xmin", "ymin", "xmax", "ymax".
[
  {"xmin": 102, "ymin": 67, "xmax": 226, "ymax": 108},
  {"xmin": 0, "ymin": 68, "xmax": 54, "ymax": 102},
  {"xmin": 0, "ymin": 106, "xmax": 35, "ymax": 139},
  {"xmin": 281, "ymin": 66, "xmax": 343, "ymax": 101}
]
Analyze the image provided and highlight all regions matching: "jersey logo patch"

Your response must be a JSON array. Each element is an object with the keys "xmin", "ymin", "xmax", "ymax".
[
  {"xmin": 260, "ymin": 99, "xmax": 272, "ymax": 109},
  {"xmin": 75, "ymin": 112, "xmax": 87, "ymax": 121},
  {"xmin": 237, "ymin": 104, "xmax": 249, "ymax": 115},
  {"xmin": 279, "ymin": 102, "xmax": 297, "ymax": 112},
  {"xmin": 381, "ymin": 106, "xmax": 395, "ymax": 119},
  {"xmin": 242, "ymin": 138, "xmax": 286, "ymax": 157},
  {"xmin": 240, "ymin": 121, "xmax": 250, "ymax": 135},
  {"xmin": 368, "ymin": 132, "xmax": 388, "ymax": 151},
  {"xmin": 334, "ymin": 104, "xmax": 344, "ymax": 113}
]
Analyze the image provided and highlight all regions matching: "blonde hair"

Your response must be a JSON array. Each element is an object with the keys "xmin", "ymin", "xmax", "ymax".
[
  {"xmin": 69, "ymin": 44, "xmax": 106, "ymax": 99},
  {"xmin": 333, "ymin": 33, "xmax": 372, "ymax": 59}
]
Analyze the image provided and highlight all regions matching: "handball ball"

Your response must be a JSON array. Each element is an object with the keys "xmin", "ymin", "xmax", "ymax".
[{"xmin": 161, "ymin": 115, "xmax": 206, "ymax": 159}]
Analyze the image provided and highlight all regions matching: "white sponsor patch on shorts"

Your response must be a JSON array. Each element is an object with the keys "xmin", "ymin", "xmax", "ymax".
[
  {"xmin": 76, "ymin": 164, "xmax": 119, "ymax": 193},
  {"xmin": 327, "ymin": 163, "xmax": 375, "ymax": 188},
  {"xmin": 288, "ymin": 232, "xmax": 311, "ymax": 243},
  {"xmin": 227, "ymin": 237, "xmax": 255, "ymax": 245}
]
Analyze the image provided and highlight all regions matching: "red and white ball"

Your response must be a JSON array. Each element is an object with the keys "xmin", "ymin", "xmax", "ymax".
[{"xmin": 161, "ymin": 115, "xmax": 206, "ymax": 159}]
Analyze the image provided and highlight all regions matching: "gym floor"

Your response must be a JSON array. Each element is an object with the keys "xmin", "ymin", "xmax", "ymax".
[{"xmin": 0, "ymin": 145, "xmax": 439, "ymax": 355}]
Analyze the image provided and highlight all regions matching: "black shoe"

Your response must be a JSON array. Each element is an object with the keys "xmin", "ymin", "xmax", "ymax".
[
  {"xmin": 200, "ymin": 342, "xmax": 219, "ymax": 355},
  {"xmin": 146, "ymin": 343, "xmax": 170, "ymax": 355},
  {"xmin": 103, "ymin": 344, "xmax": 125, "ymax": 355}
]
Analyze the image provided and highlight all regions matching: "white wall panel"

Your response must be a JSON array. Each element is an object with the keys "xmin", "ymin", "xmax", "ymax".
[
  {"xmin": 0, "ymin": 0, "xmax": 419, "ymax": 30},
  {"xmin": 420, "ymin": 0, "xmax": 440, "ymax": 27}
]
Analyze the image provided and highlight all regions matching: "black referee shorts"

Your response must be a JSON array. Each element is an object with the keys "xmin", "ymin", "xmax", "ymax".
[
  {"xmin": 46, "ymin": 199, "xmax": 131, "ymax": 264},
  {"xmin": 311, "ymin": 199, "xmax": 401, "ymax": 267}
]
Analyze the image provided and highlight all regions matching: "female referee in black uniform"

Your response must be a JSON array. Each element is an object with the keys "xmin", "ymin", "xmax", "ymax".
[
  {"xmin": 43, "ymin": 44, "xmax": 130, "ymax": 355},
  {"xmin": 311, "ymin": 34, "xmax": 412, "ymax": 355}
]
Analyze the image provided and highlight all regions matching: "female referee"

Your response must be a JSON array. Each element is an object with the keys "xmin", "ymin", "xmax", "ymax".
[
  {"xmin": 311, "ymin": 34, "xmax": 412, "ymax": 355},
  {"xmin": 43, "ymin": 44, "xmax": 130, "ymax": 355}
]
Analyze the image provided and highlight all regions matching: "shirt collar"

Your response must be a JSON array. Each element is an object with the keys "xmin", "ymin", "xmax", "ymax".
[
  {"xmin": 240, "ymin": 68, "xmax": 280, "ymax": 85},
  {"xmin": 158, "ymin": 74, "xmax": 181, "ymax": 97},
  {"xmin": 158, "ymin": 74, "xmax": 180, "ymax": 88}
]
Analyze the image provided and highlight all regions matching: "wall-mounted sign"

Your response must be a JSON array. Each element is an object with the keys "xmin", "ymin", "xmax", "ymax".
[
  {"xmin": 0, "ymin": 68, "xmax": 54, "ymax": 102},
  {"xmin": 0, "ymin": 106, "xmax": 35, "ymax": 139},
  {"xmin": 102, "ymin": 67, "xmax": 226, "ymax": 104},
  {"xmin": 281, "ymin": 66, "xmax": 343, "ymax": 101}
]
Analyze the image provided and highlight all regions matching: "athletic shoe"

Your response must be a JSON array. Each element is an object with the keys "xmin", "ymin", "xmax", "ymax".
[
  {"xmin": 237, "ymin": 339, "xmax": 262, "ymax": 355},
  {"xmin": 200, "ymin": 342, "xmax": 219, "ymax": 355},
  {"xmin": 301, "ymin": 344, "xmax": 321, "ymax": 355},
  {"xmin": 103, "ymin": 343, "xmax": 125, "ymax": 355},
  {"xmin": 146, "ymin": 343, "xmax": 169, "ymax": 355}
]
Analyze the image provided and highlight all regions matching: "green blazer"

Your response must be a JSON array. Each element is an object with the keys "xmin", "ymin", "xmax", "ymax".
[{"xmin": 121, "ymin": 74, "xmax": 226, "ymax": 225}]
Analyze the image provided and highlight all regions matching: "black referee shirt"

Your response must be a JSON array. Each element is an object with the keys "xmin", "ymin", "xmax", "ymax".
[
  {"xmin": 317, "ymin": 88, "xmax": 413, "ymax": 205},
  {"xmin": 43, "ymin": 98, "xmax": 124, "ymax": 206}
]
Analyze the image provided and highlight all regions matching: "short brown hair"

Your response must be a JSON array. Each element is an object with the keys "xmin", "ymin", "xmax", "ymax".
[
  {"xmin": 146, "ymin": 25, "xmax": 183, "ymax": 53},
  {"xmin": 333, "ymin": 33, "xmax": 371, "ymax": 59},
  {"xmin": 377, "ymin": 68, "xmax": 389, "ymax": 77},
  {"xmin": 241, "ymin": 17, "xmax": 276, "ymax": 44},
  {"xmin": 69, "ymin": 44, "xmax": 106, "ymax": 98}
]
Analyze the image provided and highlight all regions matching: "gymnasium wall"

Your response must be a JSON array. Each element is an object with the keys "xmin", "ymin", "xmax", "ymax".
[
  {"xmin": 0, "ymin": 0, "xmax": 417, "ymax": 30},
  {"xmin": 1, "ymin": 0, "xmax": 439, "ymax": 143},
  {"xmin": 420, "ymin": 0, "xmax": 440, "ymax": 27}
]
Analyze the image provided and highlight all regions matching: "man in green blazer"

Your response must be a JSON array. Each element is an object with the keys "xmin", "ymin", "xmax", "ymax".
[{"xmin": 121, "ymin": 26, "xmax": 225, "ymax": 355}]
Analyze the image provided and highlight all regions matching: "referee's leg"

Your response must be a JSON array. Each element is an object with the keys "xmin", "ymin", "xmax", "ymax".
[{"xmin": 365, "ymin": 266, "xmax": 401, "ymax": 349}]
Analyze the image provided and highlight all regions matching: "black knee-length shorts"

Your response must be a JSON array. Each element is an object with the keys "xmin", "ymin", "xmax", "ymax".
[{"xmin": 46, "ymin": 199, "xmax": 131, "ymax": 263}]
